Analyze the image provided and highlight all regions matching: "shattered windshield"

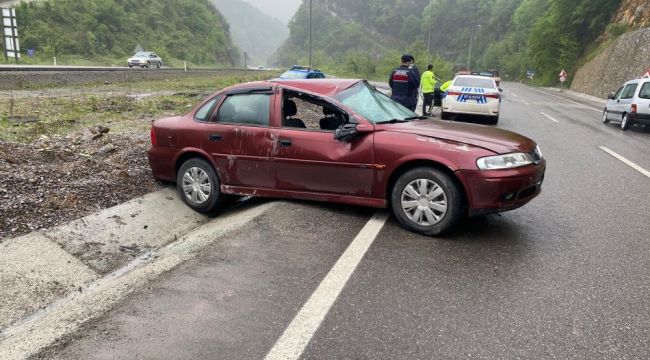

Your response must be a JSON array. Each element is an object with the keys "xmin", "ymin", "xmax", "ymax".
[{"xmin": 335, "ymin": 82, "xmax": 416, "ymax": 123}]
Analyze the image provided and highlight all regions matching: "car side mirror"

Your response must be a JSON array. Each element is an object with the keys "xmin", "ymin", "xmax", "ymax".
[
  {"xmin": 498, "ymin": 88, "xmax": 503, "ymax": 92},
  {"xmin": 334, "ymin": 123, "xmax": 358, "ymax": 142},
  {"xmin": 607, "ymin": 92, "xmax": 615, "ymax": 100}
]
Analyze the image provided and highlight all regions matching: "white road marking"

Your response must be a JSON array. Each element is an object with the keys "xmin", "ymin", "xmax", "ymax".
[
  {"xmin": 511, "ymin": 93, "xmax": 519, "ymax": 98},
  {"xmin": 521, "ymin": 99, "xmax": 530, "ymax": 105},
  {"xmin": 532, "ymin": 88, "xmax": 602, "ymax": 112},
  {"xmin": 599, "ymin": 146, "xmax": 650, "ymax": 179},
  {"xmin": 264, "ymin": 211, "xmax": 389, "ymax": 360},
  {"xmin": 540, "ymin": 112, "xmax": 560, "ymax": 123}
]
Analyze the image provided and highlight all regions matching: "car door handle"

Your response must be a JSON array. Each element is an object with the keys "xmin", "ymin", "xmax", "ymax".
[
  {"xmin": 209, "ymin": 133, "xmax": 222, "ymax": 141},
  {"xmin": 279, "ymin": 138, "xmax": 292, "ymax": 147}
]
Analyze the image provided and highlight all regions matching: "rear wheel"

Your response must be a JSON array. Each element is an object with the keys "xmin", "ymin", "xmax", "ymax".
[
  {"xmin": 146, "ymin": 61, "xmax": 151, "ymax": 68},
  {"xmin": 441, "ymin": 111, "xmax": 450, "ymax": 120},
  {"xmin": 176, "ymin": 158, "xmax": 223, "ymax": 214},
  {"xmin": 487, "ymin": 115, "xmax": 499, "ymax": 125},
  {"xmin": 390, "ymin": 167, "xmax": 465, "ymax": 236},
  {"xmin": 602, "ymin": 109, "xmax": 610, "ymax": 124},
  {"xmin": 621, "ymin": 113, "xmax": 631, "ymax": 130},
  {"xmin": 156, "ymin": 62, "xmax": 161, "ymax": 69}
]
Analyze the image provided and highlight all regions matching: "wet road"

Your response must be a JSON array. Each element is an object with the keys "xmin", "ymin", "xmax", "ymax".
[{"xmin": 44, "ymin": 83, "xmax": 649, "ymax": 359}]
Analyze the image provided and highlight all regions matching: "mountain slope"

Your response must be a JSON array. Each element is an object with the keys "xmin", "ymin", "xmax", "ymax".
[
  {"xmin": 14, "ymin": 0, "xmax": 238, "ymax": 66},
  {"xmin": 211, "ymin": 0, "xmax": 289, "ymax": 66}
]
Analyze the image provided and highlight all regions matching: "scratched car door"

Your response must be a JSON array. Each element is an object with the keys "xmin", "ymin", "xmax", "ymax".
[{"xmin": 199, "ymin": 90, "xmax": 276, "ymax": 189}]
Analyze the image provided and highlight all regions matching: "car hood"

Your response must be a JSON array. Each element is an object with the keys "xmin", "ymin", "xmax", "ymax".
[{"xmin": 379, "ymin": 120, "xmax": 536, "ymax": 154}]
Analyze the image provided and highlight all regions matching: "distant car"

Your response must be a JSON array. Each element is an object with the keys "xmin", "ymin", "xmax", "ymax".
[
  {"xmin": 147, "ymin": 79, "xmax": 545, "ymax": 236},
  {"xmin": 128, "ymin": 52, "xmax": 162, "ymax": 69},
  {"xmin": 479, "ymin": 70, "xmax": 501, "ymax": 86},
  {"xmin": 442, "ymin": 75, "xmax": 502, "ymax": 124},
  {"xmin": 603, "ymin": 78, "xmax": 650, "ymax": 130},
  {"xmin": 277, "ymin": 65, "xmax": 325, "ymax": 79}
]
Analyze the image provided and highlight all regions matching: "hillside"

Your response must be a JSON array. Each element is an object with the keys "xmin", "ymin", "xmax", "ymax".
[
  {"xmin": 211, "ymin": 0, "xmax": 289, "ymax": 67},
  {"xmin": 12, "ymin": 0, "xmax": 238, "ymax": 66},
  {"xmin": 275, "ymin": 0, "xmax": 628, "ymax": 84}
]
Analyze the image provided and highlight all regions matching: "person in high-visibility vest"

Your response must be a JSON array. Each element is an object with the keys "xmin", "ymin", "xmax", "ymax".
[
  {"xmin": 440, "ymin": 80, "xmax": 453, "ymax": 92},
  {"xmin": 420, "ymin": 64, "xmax": 436, "ymax": 116}
]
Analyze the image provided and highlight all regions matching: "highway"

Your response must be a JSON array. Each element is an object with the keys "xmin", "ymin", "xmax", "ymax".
[{"xmin": 39, "ymin": 83, "xmax": 649, "ymax": 359}]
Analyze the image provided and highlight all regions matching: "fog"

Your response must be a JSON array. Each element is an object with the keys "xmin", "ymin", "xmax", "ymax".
[{"xmin": 240, "ymin": 0, "xmax": 302, "ymax": 24}]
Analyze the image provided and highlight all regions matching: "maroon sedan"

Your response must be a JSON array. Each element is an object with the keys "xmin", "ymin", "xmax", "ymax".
[{"xmin": 148, "ymin": 79, "xmax": 545, "ymax": 235}]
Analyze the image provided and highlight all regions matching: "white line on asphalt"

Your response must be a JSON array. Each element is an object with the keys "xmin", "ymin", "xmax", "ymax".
[
  {"xmin": 521, "ymin": 99, "xmax": 530, "ymax": 105},
  {"xmin": 532, "ymin": 88, "xmax": 602, "ymax": 112},
  {"xmin": 264, "ymin": 211, "xmax": 389, "ymax": 360},
  {"xmin": 511, "ymin": 93, "xmax": 519, "ymax": 98},
  {"xmin": 599, "ymin": 146, "xmax": 650, "ymax": 179},
  {"xmin": 540, "ymin": 112, "xmax": 560, "ymax": 123}
]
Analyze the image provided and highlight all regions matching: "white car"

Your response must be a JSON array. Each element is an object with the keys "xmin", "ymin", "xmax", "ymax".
[
  {"xmin": 442, "ymin": 75, "xmax": 502, "ymax": 124},
  {"xmin": 603, "ymin": 78, "xmax": 650, "ymax": 130}
]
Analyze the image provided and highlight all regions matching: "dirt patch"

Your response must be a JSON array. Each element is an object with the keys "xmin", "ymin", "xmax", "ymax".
[{"xmin": 0, "ymin": 127, "xmax": 163, "ymax": 240}]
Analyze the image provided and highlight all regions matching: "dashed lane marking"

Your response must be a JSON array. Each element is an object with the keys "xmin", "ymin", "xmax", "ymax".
[
  {"xmin": 521, "ymin": 99, "xmax": 530, "ymax": 105},
  {"xmin": 511, "ymin": 93, "xmax": 519, "ymax": 98},
  {"xmin": 264, "ymin": 211, "xmax": 390, "ymax": 360},
  {"xmin": 599, "ymin": 146, "xmax": 650, "ymax": 179},
  {"xmin": 540, "ymin": 112, "xmax": 560, "ymax": 123},
  {"xmin": 532, "ymin": 88, "xmax": 602, "ymax": 112}
]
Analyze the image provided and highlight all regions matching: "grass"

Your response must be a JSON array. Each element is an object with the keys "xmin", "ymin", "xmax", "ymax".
[{"xmin": 0, "ymin": 71, "xmax": 279, "ymax": 143}]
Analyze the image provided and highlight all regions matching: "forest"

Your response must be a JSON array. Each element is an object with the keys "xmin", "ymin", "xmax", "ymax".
[
  {"xmin": 12, "ymin": 0, "xmax": 238, "ymax": 67},
  {"xmin": 274, "ymin": 0, "xmax": 624, "ymax": 84}
]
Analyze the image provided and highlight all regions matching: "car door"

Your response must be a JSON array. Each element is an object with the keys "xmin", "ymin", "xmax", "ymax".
[
  {"xmin": 636, "ymin": 81, "xmax": 650, "ymax": 122},
  {"xmin": 273, "ymin": 90, "xmax": 375, "ymax": 197},
  {"xmin": 197, "ymin": 88, "xmax": 276, "ymax": 189},
  {"xmin": 617, "ymin": 82, "xmax": 639, "ymax": 117},
  {"xmin": 607, "ymin": 86, "xmax": 624, "ymax": 117}
]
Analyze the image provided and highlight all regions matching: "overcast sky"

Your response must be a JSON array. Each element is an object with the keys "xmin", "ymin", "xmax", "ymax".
[{"xmin": 240, "ymin": 0, "xmax": 302, "ymax": 24}]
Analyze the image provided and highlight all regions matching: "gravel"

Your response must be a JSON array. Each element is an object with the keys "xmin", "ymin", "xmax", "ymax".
[{"xmin": 0, "ymin": 127, "xmax": 164, "ymax": 240}]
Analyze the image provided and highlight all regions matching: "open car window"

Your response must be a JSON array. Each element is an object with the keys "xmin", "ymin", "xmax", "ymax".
[
  {"xmin": 216, "ymin": 94, "xmax": 270, "ymax": 126},
  {"xmin": 282, "ymin": 91, "xmax": 348, "ymax": 131}
]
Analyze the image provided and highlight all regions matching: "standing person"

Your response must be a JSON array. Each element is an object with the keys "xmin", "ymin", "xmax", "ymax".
[
  {"xmin": 389, "ymin": 54, "xmax": 420, "ymax": 111},
  {"xmin": 420, "ymin": 64, "xmax": 436, "ymax": 116}
]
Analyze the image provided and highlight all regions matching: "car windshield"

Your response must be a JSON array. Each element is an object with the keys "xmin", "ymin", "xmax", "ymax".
[
  {"xmin": 134, "ymin": 53, "xmax": 149, "ymax": 58},
  {"xmin": 335, "ymin": 82, "xmax": 416, "ymax": 123},
  {"xmin": 454, "ymin": 77, "xmax": 495, "ymax": 89},
  {"xmin": 479, "ymin": 72, "xmax": 494, "ymax": 77},
  {"xmin": 280, "ymin": 70, "xmax": 308, "ymax": 79}
]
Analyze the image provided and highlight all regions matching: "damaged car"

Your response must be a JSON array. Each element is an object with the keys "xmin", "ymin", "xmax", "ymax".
[{"xmin": 148, "ymin": 79, "xmax": 545, "ymax": 236}]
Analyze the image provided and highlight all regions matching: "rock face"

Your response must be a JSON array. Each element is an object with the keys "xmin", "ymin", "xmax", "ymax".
[
  {"xmin": 613, "ymin": 0, "xmax": 650, "ymax": 29},
  {"xmin": 571, "ymin": 27, "xmax": 650, "ymax": 99}
]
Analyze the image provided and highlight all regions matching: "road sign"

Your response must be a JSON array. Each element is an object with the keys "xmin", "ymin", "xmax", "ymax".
[
  {"xmin": 560, "ymin": 75, "xmax": 567, "ymax": 83},
  {"xmin": 559, "ymin": 69, "xmax": 568, "ymax": 77},
  {"xmin": 527, "ymin": 69, "xmax": 535, "ymax": 80},
  {"xmin": 642, "ymin": 69, "xmax": 650, "ymax": 78}
]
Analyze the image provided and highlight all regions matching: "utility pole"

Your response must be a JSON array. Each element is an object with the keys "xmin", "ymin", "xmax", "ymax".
[
  {"xmin": 308, "ymin": 0, "xmax": 312, "ymax": 68},
  {"xmin": 244, "ymin": 51, "xmax": 247, "ymax": 70},
  {"xmin": 467, "ymin": 24, "xmax": 480, "ymax": 71}
]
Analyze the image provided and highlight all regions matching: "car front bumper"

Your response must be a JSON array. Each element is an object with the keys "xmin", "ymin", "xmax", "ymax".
[{"xmin": 456, "ymin": 160, "xmax": 546, "ymax": 216}]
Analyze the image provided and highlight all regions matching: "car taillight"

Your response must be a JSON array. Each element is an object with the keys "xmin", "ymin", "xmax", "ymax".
[
  {"xmin": 631, "ymin": 104, "xmax": 637, "ymax": 113},
  {"xmin": 150, "ymin": 127, "xmax": 157, "ymax": 146}
]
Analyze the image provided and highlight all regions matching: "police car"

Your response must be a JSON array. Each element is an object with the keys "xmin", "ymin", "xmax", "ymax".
[
  {"xmin": 442, "ymin": 75, "xmax": 502, "ymax": 124},
  {"xmin": 277, "ymin": 65, "xmax": 326, "ymax": 79}
]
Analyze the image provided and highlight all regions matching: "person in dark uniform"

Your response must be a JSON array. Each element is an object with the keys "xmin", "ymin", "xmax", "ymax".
[{"xmin": 389, "ymin": 54, "xmax": 420, "ymax": 111}]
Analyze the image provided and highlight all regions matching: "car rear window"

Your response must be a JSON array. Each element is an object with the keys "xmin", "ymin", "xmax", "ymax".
[
  {"xmin": 280, "ymin": 70, "xmax": 308, "ymax": 79},
  {"xmin": 216, "ymin": 94, "xmax": 270, "ymax": 126},
  {"xmin": 638, "ymin": 83, "xmax": 650, "ymax": 99},
  {"xmin": 620, "ymin": 83, "xmax": 638, "ymax": 99},
  {"xmin": 453, "ymin": 77, "xmax": 494, "ymax": 89}
]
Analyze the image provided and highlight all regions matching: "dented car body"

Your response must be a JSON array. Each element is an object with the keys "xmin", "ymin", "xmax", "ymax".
[{"xmin": 148, "ymin": 79, "xmax": 545, "ymax": 235}]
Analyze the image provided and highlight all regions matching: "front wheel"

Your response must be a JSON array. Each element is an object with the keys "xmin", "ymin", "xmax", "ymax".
[
  {"xmin": 156, "ymin": 62, "xmax": 161, "ymax": 69},
  {"xmin": 441, "ymin": 111, "xmax": 450, "ymax": 120},
  {"xmin": 390, "ymin": 167, "xmax": 465, "ymax": 236},
  {"xmin": 176, "ymin": 158, "xmax": 223, "ymax": 214},
  {"xmin": 602, "ymin": 109, "xmax": 610, "ymax": 124},
  {"xmin": 487, "ymin": 115, "xmax": 499, "ymax": 125},
  {"xmin": 621, "ymin": 113, "xmax": 631, "ymax": 130},
  {"xmin": 146, "ymin": 61, "xmax": 151, "ymax": 68}
]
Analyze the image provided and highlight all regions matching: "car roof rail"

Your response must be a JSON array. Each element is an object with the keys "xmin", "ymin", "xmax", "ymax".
[{"xmin": 226, "ymin": 86, "xmax": 273, "ymax": 95}]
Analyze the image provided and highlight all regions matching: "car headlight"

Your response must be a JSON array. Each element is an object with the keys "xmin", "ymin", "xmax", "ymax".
[{"xmin": 476, "ymin": 152, "xmax": 534, "ymax": 170}]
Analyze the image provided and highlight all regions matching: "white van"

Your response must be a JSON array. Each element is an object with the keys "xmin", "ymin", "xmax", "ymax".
[{"xmin": 603, "ymin": 78, "xmax": 650, "ymax": 130}]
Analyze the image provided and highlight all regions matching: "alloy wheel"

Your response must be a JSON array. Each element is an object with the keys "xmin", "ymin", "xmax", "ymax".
[{"xmin": 401, "ymin": 179, "xmax": 448, "ymax": 226}]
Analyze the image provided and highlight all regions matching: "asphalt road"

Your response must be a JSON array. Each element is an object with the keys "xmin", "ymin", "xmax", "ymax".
[{"xmin": 42, "ymin": 83, "xmax": 649, "ymax": 359}]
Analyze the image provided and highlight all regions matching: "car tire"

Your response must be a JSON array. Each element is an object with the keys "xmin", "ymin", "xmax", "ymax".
[
  {"xmin": 441, "ymin": 111, "xmax": 450, "ymax": 120},
  {"xmin": 488, "ymin": 115, "xmax": 499, "ymax": 125},
  {"xmin": 128, "ymin": 64, "xmax": 133, "ymax": 68},
  {"xmin": 156, "ymin": 62, "xmax": 161, "ymax": 69},
  {"xmin": 621, "ymin": 113, "xmax": 631, "ymax": 130},
  {"xmin": 602, "ymin": 109, "xmax": 610, "ymax": 124},
  {"xmin": 176, "ymin": 158, "xmax": 223, "ymax": 214},
  {"xmin": 390, "ymin": 167, "xmax": 465, "ymax": 236},
  {"xmin": 146, "ymin": 61, "xmax": 150, "ymax": 68}
]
